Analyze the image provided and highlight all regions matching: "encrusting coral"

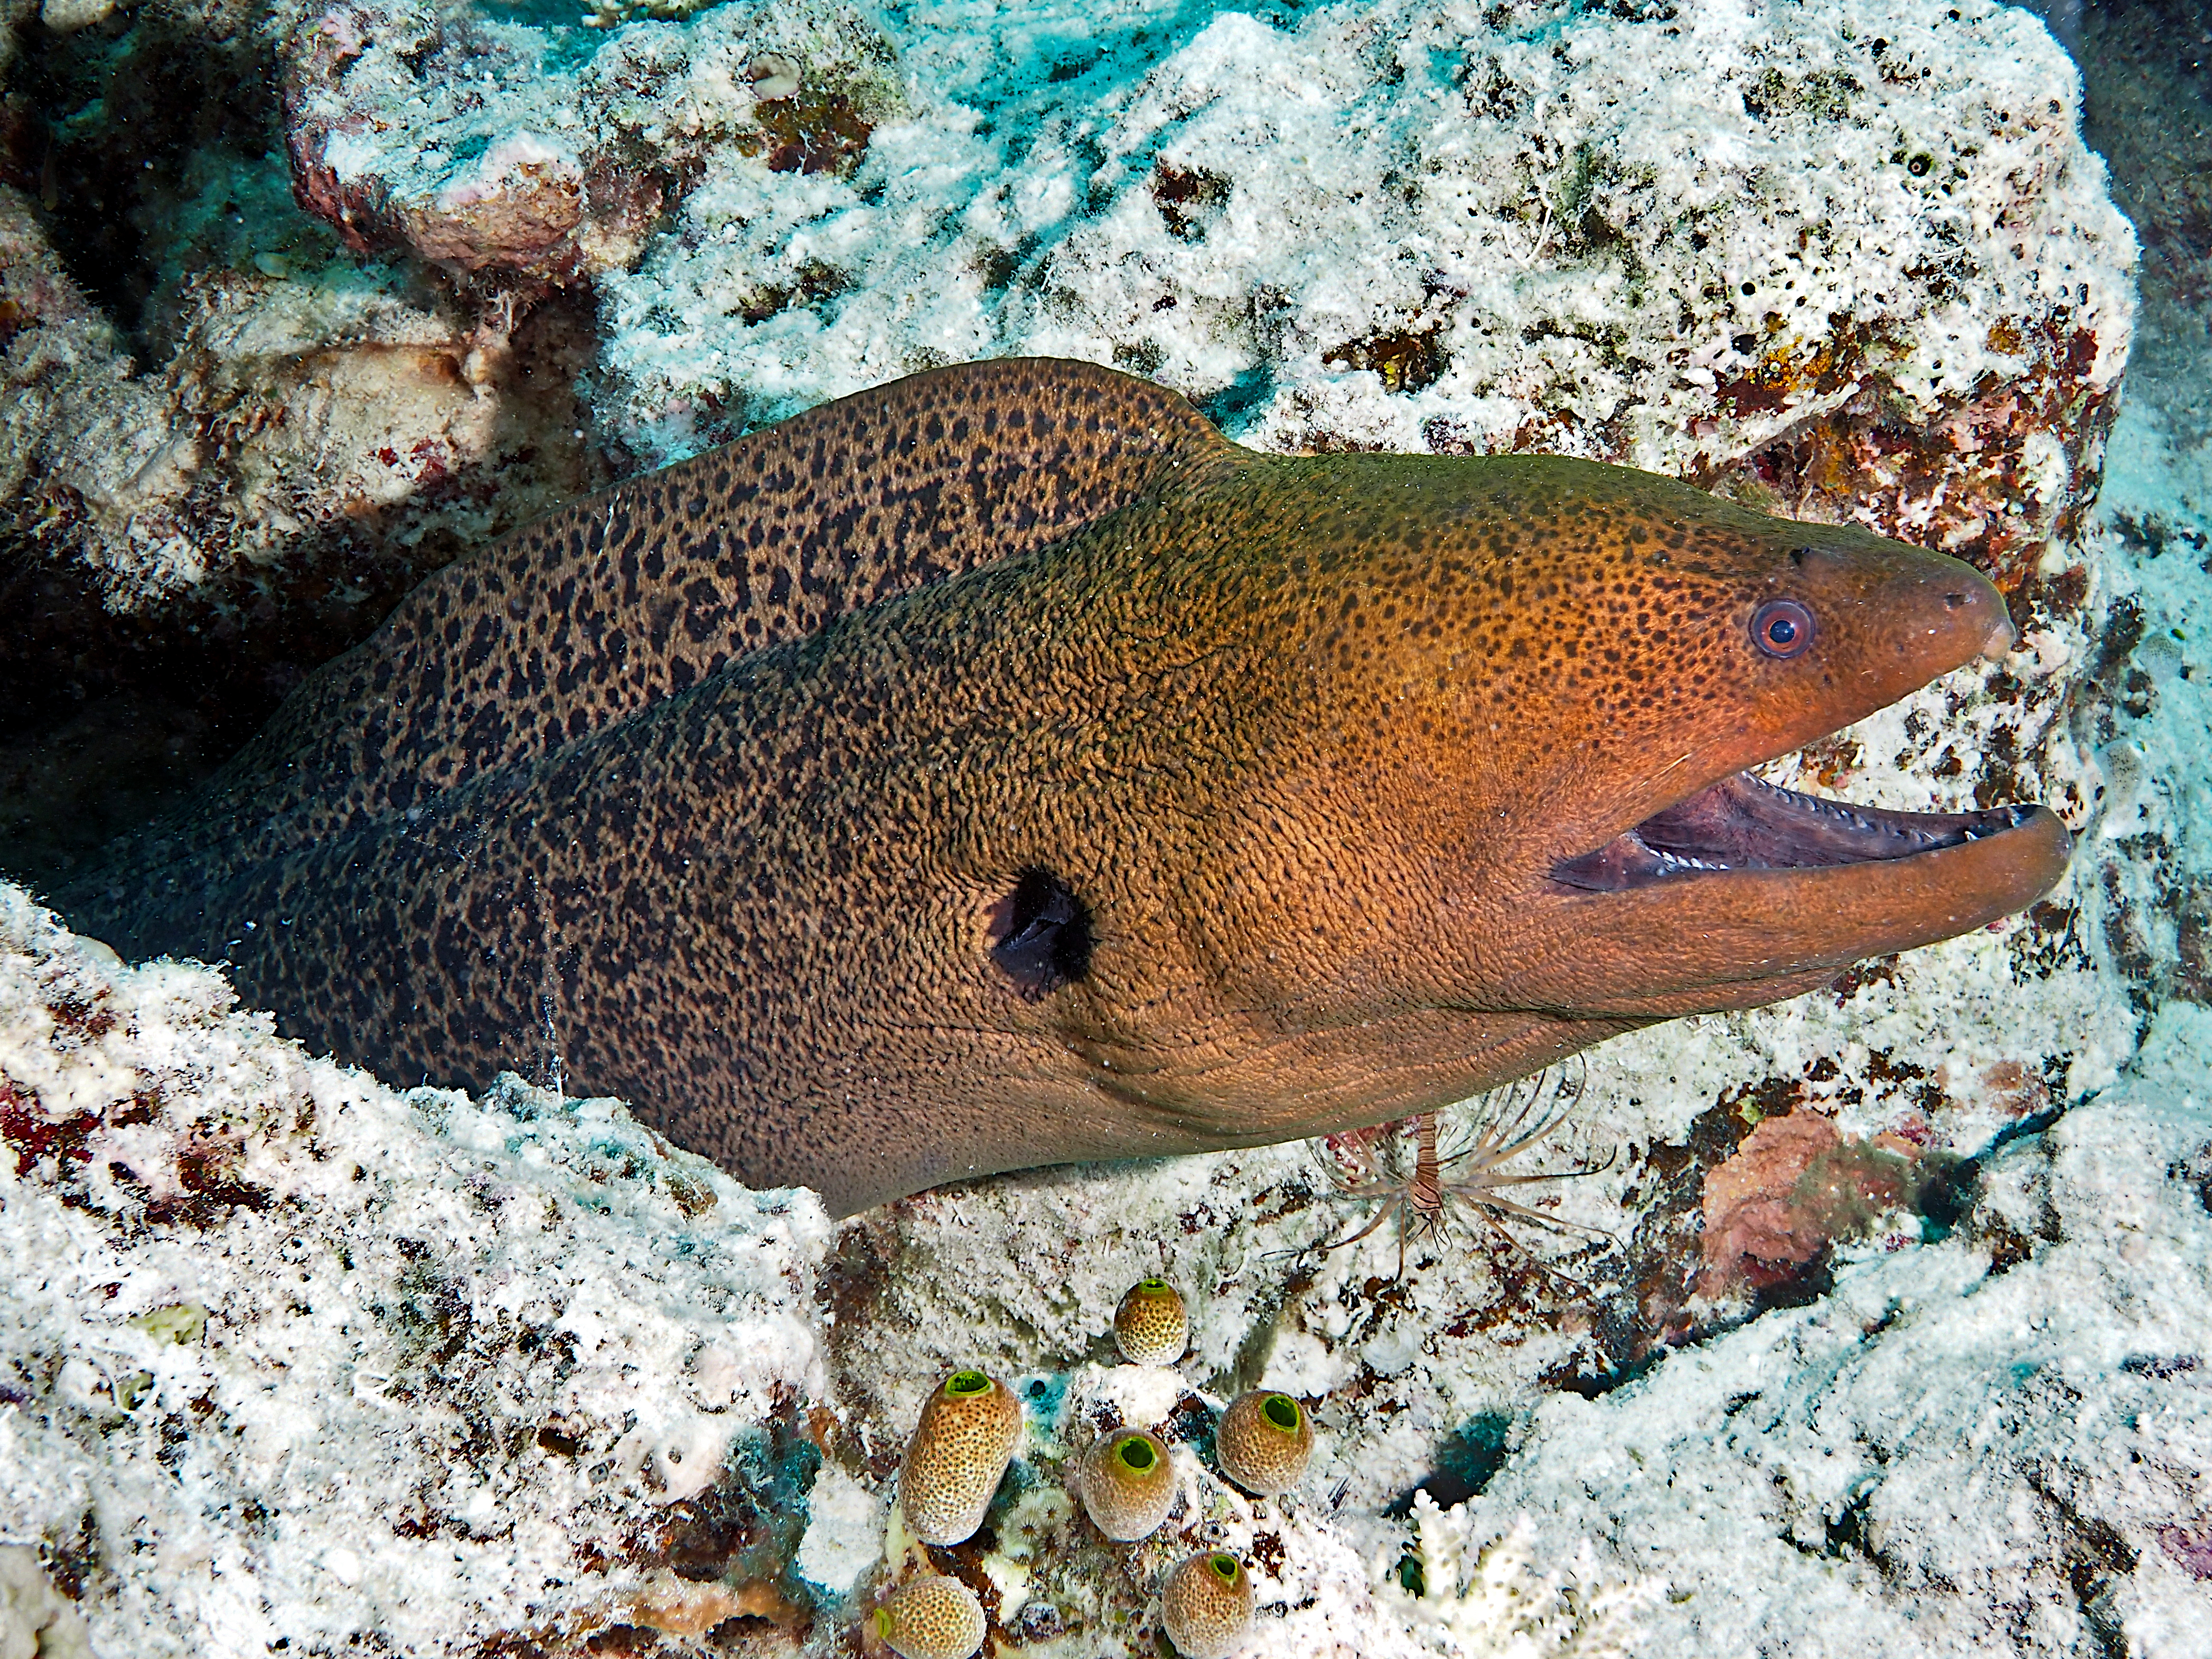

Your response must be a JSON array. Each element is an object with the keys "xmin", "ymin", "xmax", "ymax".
[
  {"xmin": 871, "ymin": 1573, "xmax": 985, "ymax": 1659},
  {"xmin": 281, "ymin": 0, "xmax": 903, "ymax": 284},
  {"xmin": 1075, "ymin": 1427, "xmax": 1178, "ymax": 1542},
  {"xmin": 1158, "ymin": 1550, "xmax": 1256, "ymax": 1659},
  {"xmin": 1112, "ymin": 1277, "xmax": 1189, "ymax": 1366},
  {"xmin": 897, "ymin": 1369, "xmax": 1021, "ymax": 1546},
  {"xmin": 1212, "ymin": 1390, "xmax": 1314, "ymax": 1499},
  {"xmin": 1694, "ymin": 1108, "xmax": 1962, "ymax": 1297}
]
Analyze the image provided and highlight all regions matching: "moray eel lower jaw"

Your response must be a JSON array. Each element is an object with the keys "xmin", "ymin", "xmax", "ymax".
[{"xmin": 1531, "ymin": 763, "xmax": 2072, "ymax": 1020}]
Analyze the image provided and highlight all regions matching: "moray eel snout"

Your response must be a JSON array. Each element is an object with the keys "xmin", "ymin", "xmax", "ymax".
[
  {"xmin": 58, "ymin": 359, "xmax": 2069, "ymax": 1214},
  {"xmin": 1426, "ymin": 520, "xmax": 2070, "ymax": 1025}
]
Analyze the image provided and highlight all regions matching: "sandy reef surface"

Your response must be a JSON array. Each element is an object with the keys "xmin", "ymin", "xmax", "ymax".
[{"xmin": 3, "ymin": 0, "xmax": 2210, "ymax": 1654}]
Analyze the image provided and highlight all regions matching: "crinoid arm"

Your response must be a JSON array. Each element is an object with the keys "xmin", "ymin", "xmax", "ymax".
[
  {"xmin": 1306, "ymin": 1115, "xmax": 1438, "ymax": 1278},
  {"xmin": 1314, "ymin": 1191, "xmax": 1405, "ymax": 1255},
  {"xmin": 1438, "ymin": 1185, "xmax": 1617, "ymax": 1244},
  {"xmin": 1438, "ymin": 1058, "xmax": 1620, "ymax": 1266},
  {"xmin": 1299, "ymin": 1060, "xmax": 1618, "ymax": 1279},
  {"xmin": 1433, "ymin": 1052, "xmax": 1592, "ymax": 1170}
]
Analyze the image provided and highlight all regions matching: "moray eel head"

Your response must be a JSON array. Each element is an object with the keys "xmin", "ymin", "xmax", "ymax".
[
  {"xmin": 1501, "ymin": 495, "xmax": 2067, "ymax": 1016},
  {"xmin": 988, "ymin": 453, "xmax": 2070, "ymax": 1167}
]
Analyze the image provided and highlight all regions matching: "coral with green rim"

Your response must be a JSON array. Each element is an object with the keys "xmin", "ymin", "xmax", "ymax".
[
  {"xmin": 872, "ymin": 1573, "xmax": 986, "ymax": 1659},
  {"xmin": 1159, "ymin": 1550, "xmax": 1255, "ymax": 1659},
  {"xmin": 1113, "ymin": 1276, "xmax": 1188, "ymax": 1366},
  {"xmin": 1214, "ymin": 1390, "xmax": 1313, "ymax": 1497},
  {"xmin": 898, "ymin": 1369, "xmax": 1021, "ymax": 1545},
  {"xmin": 1076, "ymin": 1427, "xmax": 1177, "ymax": 1541}
]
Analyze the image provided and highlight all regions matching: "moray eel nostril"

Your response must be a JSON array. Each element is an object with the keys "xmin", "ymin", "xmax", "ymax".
[{"xmin": 54, "ymin": 357, "xmax": 2070, "ymax": 1216}]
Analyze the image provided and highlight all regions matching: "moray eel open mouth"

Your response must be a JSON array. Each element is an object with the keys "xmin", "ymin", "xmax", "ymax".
[{"xmin": 1553, "ymin": 773, "xmax": 2046, "ymax": 892}]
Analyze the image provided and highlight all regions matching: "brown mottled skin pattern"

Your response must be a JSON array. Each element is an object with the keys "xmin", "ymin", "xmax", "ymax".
[{"xmin": 58, "ymin": 360, "xmax": 2070, "ymax": 1215}]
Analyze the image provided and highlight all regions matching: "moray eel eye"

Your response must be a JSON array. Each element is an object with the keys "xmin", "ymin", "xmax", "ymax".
[
  {"xmin": 987, "ymin": 867, "xmax": 1093, "ymax": 997},
  {"xmin": 1751, "ymin": 598, "xmax": 1815, "ymax": 659}
]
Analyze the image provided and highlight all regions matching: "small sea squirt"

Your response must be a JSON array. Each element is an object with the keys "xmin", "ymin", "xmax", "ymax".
[
  {"xmin": 873, "ymin": 1574, "xmax": 986, "ymax": 1659},
  {"xmin": 1076, "ymin": 1427, "xmax": 1178, "ymax": 1540},
  {"xmin": 898, "ymin": 1369, "xmax": 1020, "ymax": 1546},
  {"xmin": 1113, "ymin": 1277, "xmax": 1189, "ymax": 1365},
  {"xmin": 1160, "ymin": 1551, "xmax": 1256, "ymax": 1659},
  {"xmin": 59, "ymin": 359, "xmax": 2073, "ymax": 1215},
  {"xmin": 1213, "ymin": 1390, "xmax": 1313, "ymax": 1497}
]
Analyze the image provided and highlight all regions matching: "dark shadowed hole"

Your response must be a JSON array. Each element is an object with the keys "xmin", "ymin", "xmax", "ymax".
[{"xmin": 1386, "ymin": 1410, "xmax": 1513, "ymax": 1515}]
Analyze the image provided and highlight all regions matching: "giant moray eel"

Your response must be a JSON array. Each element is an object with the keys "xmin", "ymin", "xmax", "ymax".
[{"xmin": 58, "ymin": 359, "xmax": 2070, "ymax": 1215}]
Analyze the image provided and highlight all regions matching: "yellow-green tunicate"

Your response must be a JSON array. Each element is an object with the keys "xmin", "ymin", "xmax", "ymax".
[
  {"xmin": 1113, "ymin": 1277, "xmax": 1189, "ymax": 1365},
  {"xmin": 1160, "ymin": 1550, "xmax": 1254, "ymax": 1659},
  {"xmin": 899, "ymin": 1369, "xmax": 1021, "ymax": 1545},
  {"xmin": 1213, "ymin": 1390, "xmax": 1312, "ymax": 1497},
  {"xmin": 874, "ymin": 1573, "xmax": 986, "ymax": 1659},
  {"xmin": 1076, "ymin": 1426, "xmax": 1177, "ymax": 1541}
]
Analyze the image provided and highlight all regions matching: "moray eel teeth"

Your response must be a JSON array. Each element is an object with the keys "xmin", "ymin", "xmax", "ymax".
[{"xmin": 1553, "ymin": 775, "xmax": 2047, "ymax": 891}]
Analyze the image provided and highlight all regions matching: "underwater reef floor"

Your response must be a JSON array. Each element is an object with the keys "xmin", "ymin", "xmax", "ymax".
[{"xmin": 3, "ymin": 0, "xmax": 2211, "ymax": 1652}]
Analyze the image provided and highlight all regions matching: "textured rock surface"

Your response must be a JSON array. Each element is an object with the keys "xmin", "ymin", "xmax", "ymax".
[
  {"xmin": 0, "ymin": 886, "xmax": 833, "ymax": 1655},
  {"xmin": 1, "ymin": 176, "xmax": 537, "ymax": 618},
  {"xmin": 599, "ymin": 0, "xmax": 2133, "ymax": 620},
  {"xmin": 1464, "ymin": 1011, "xmax": 2212, "ymax": 1659},
  {"xmin": 282, "ymin": 0, "xmax": 902, "ymax": 283},
  {"xmin": 0, "ymin": 0, "xmax": 625, "ymax": 881},
  {"xmin": 3, "ymin": 0, "xmax": 604, "ymax": 622}
]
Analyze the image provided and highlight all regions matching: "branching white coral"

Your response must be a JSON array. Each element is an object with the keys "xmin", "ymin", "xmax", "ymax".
[{"xmin": 1387, "ymin": 1494, "xmax": 1665, "ymax": 1659}]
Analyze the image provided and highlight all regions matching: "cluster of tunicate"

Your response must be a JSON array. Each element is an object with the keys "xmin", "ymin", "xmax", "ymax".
[
  {"xmin": 873, "ymin": 1370, "xmax": 1019, "ymax": 1656},
  {"xmin": 869, "ymin": 1286, "xmax": 1306, "ymax": 1652}
]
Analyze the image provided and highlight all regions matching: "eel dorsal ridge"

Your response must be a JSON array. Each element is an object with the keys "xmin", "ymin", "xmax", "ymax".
[{"xmin": 149, "ymin": 357, "xmax": 1238, "ymax": 863}]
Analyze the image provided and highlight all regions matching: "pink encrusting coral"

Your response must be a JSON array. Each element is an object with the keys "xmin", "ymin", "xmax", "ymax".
[{"xmin": 1697, "ymin": 1110, "xmax": 1948, "ymax": 1297}]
